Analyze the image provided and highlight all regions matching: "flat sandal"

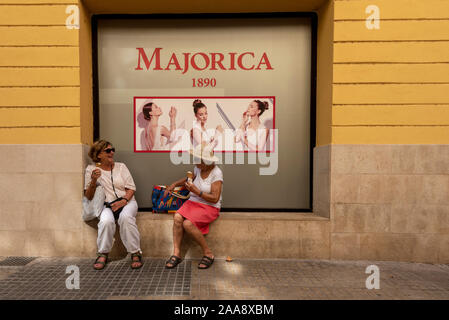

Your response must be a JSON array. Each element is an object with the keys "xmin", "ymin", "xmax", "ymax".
[
  {"xmin": 131, "ymin": 252, "xmax": 143, "ymax": 269},
  {"xmin": 165, "ymin": 255, "xmax": 182, "ymax": 269},
  {"xmin": 198, "ymin": 256, "xmax": 214, "ymax": 269},
  {"xmin": 93, "ymin": 253, "xmax": 108, "ymax": 270}
]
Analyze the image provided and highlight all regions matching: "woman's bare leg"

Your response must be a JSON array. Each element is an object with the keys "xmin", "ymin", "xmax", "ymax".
[
  {"xmin": 173, "ymin": 213, "xmax": 185, "ymax": 256},
  {"xmin": 182, "ymin": 219, "xmax": 213, "ymax": 267},
  {"xmin": 166, "ymin": 213, "xmax": 184, "ymax": 267}
]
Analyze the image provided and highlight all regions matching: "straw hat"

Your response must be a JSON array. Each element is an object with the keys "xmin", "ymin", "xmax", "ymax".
[{"xmin": 190, "ymin": 142, "xmax": 219, "ymax": 164}]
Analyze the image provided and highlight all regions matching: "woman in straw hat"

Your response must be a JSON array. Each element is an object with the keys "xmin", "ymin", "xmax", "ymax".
[{"xmin": 164, "ymin": 142, "xmax": 223, "ymax": 269}]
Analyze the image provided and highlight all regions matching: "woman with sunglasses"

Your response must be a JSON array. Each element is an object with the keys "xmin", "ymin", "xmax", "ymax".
[{"xmin": 84, "ymin": 140, "xmax": 143, "ymax": 270}]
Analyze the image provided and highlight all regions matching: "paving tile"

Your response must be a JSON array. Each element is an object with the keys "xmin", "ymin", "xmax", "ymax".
[
  {"xmin": 0, "ymin": 257, "xmax": 448, "ymax": 299},
  {"xmin": 0, "ymin": 257, "xmax": 192, "ymax": 300}
]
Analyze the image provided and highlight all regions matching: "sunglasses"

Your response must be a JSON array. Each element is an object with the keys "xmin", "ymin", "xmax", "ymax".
[{"xmin": 103, "ymin": 147, "xmax": 115, "ymax": 154}]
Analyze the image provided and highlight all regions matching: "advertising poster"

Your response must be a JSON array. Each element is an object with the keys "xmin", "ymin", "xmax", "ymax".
[{"xmin": 134, "ymin": 97, "xmax": 275, "ymax": 152}]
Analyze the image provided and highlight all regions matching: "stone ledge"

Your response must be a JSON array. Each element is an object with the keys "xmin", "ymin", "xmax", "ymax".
[
  {"xmin": 137, "ymin": 211, "xmax": 329, "ymax": 221},
  {"xmin": 81, "ymin": 211, "xmax": 331, "ymax": 260}
]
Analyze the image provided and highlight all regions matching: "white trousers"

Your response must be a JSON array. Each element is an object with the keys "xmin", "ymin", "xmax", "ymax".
[{"xmin": 97, "ymin": 200, "xmax": 141, "ymax": 254}]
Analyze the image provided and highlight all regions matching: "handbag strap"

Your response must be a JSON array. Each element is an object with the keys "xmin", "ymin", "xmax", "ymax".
[
  {"xmin": 157, "ymin": 185, "xmax": 190, "ymax": 200},
  {"xmin": 168, "ymin": 191, "xmax": 190, "ymax": 200},
  {"xmin": 110, "ymin": 165, "xmax": 119, "ymax": 200}
]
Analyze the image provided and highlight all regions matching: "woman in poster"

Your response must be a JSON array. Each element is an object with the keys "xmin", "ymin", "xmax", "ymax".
[
  {"xmin": 191, "ymin": 99, "xmax": 223, "ymax": 150},
  {"xmin": 235, "ymin": 100, "xmax": 270, "ymax": 151},
  {"xmin": 142, "ymin": 102, "xmax": 178, "ymax": 150}
]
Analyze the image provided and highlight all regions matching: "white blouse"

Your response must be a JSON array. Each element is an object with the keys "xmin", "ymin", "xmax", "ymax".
[{"xmin": 84, "ymin": 162, "xmax": 136, "ymax": 203}]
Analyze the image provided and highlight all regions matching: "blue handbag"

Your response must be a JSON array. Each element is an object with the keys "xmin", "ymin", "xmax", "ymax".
[{"xmin": 151, "ymin": 185, "xmax": 190, "ymax": 213}]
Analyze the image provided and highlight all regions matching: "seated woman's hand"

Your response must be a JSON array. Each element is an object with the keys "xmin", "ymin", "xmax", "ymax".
[
  {"xmin": 111, "ymin": 199, "xmax": 127, "ymax": 212},
  {"xmin": 91, "ymin": 168, "xmax": 101, "ymax": 181},
  {"xmin": 164, "ymin": 184, "xmax": 175, "ymax": 197},
  {"xmin": 185, "ymin": 181, "xmax": 201, "ymax": 195}
]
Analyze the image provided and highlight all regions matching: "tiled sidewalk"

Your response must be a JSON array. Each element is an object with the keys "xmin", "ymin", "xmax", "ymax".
[{"xmin": 0, "ymin": 256, "xmax": 448, "ymax": 300}]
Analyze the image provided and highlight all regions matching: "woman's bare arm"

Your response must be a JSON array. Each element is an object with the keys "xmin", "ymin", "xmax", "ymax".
[
  {"xmin": 199, "ymin": 180, "xmax": 222, "ymax": 204},
  {"xmin": 84, "ymin": 181, "xmax": 97, "ymax": 200},
  {"xmin": 186, "ymin": 180, "xmax": 222, "ymax": 204},
  {"xmin": 124, "ymin": 188, "xmax": 135, "ymax": 201},
  {"xmin": 84, "ymin": 168, "xmax": 100, "ymax": 200},
  {"xmin": 164, "ymin": 176, "xmax": 192, "ymax": 196}
]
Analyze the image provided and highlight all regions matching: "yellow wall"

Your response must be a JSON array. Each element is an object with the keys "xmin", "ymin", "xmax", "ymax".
[
  {"xmin": 1, "ymin": 0, "xmax": 448, "ymax": 145},
  {"xmin": 332, "ymin": 0, "xmax": 449, "ymax": 144},
  {"xmin": 0, "ymin": 0, "xmax": 81, "ymax": 143}
]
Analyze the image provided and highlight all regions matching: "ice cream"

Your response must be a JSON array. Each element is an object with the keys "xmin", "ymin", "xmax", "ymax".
[{"xmin": 187, "ymin": 171, "xmax": 193, "ymax": 183}]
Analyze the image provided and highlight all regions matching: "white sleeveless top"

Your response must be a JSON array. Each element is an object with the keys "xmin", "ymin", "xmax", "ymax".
[{"xmin": 188, "ymin": 166, "xmax": 223, "ymax": 209}]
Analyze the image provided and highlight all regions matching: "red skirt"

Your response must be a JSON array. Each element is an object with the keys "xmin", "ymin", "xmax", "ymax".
[{"xmin": 177, "ymin": 200, "xmax": 220, "ymax": 235}]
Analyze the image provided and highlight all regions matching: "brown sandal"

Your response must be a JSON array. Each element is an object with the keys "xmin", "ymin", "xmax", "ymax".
[
  {"xmin": 93, "ymin": 253, "xmax": 108, "ymax": 270},
  {"xmin": 131, "ymin": 252, "xmax": 143, "ymax": 269}
]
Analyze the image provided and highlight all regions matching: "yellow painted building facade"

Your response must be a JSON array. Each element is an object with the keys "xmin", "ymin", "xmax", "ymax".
[{"xmin": 0, "ymin": 0, "xmax": 448, "ymax": 262}]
